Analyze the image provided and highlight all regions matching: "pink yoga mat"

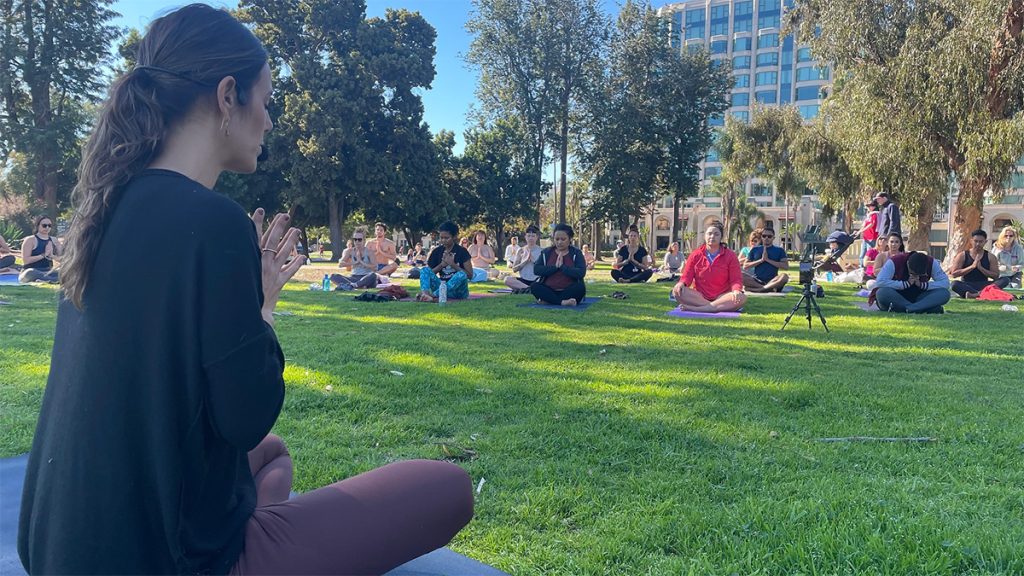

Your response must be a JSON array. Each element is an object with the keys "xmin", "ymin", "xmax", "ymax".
[{"xmin": 666, "ymin": 308, "xmax": 741, "ymax": 319}]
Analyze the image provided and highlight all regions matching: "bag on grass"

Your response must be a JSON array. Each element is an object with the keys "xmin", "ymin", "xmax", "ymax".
[{"xmin": 977, "ymin": 284, "xmax": 1014, "ymax": 301}]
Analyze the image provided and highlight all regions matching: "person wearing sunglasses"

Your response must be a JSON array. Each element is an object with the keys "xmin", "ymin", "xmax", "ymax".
[
  {"xmin": 741, "ymin": 228, "xmax": 789, "ymax": 292},
  {"xmin": 18, "ymin": 215, "xmax": 61, "ymax": 283},
  {"xmin": 993, "ymin": 225, "xmax": 1023, "ymax": 289},
  {"xmin": 331, "ymin": 229, "xmax": 380, "ymax": 289}
]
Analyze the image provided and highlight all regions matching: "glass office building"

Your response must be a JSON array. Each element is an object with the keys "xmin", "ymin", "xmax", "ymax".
[{"xmin": 640, "ymin": 0, "xmax": 833, "ymax": 250}]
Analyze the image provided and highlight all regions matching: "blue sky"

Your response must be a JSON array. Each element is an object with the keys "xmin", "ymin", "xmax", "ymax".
[{"xmin": 112, "ymin": 0, "xmax": 624, "ymax": 154}]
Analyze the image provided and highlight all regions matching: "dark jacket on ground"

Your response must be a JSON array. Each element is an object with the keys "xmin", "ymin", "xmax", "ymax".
[{"xmin": 18, "ymin": 169, "xmax": 285, "ymax": 575}]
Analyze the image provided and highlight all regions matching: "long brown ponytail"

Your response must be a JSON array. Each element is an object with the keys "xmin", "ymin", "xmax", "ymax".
[{"xmin": 61, "ymin": 4, "xmax": 266, "ymax": 308}]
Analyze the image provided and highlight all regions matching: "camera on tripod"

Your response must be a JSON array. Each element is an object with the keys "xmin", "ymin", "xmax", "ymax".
[{"xmin": 798, "ymin": 260, "xmax": 814, "ymax": 285}]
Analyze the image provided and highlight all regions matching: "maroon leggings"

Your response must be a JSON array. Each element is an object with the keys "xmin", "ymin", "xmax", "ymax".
[{"xmin": 230, "ymin": 435, "xmax": 474, "ymax": 575}]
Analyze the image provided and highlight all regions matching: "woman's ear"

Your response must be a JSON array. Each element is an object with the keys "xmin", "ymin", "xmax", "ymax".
[{"xmin": 216, "ymin": 76, "xmax": 238, "ymax": 119}]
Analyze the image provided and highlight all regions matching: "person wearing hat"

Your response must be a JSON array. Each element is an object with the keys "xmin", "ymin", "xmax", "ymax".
[
  {"xmin": 874, "ymin": 192, "xmax": 902, "ymax": 239},
  {"xmin": 872, "ymin": 250, "xmax": 951, "ymax": 313},
  {"xmin": 819, "ymin": 231, "xmax": 858, "ymax": 274}
]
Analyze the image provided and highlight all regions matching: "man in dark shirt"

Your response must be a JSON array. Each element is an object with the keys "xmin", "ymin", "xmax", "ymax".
[
  {"xmin": 742, "ymin": 228, "xmax": 789, "ymax": 292},
  {"xmin": 418, "ymin": 221, "xmax": 473, "ymax": 301},
  {"xmin": 874, "ymin": 191, "xmax": 902, "ymax": 239}
]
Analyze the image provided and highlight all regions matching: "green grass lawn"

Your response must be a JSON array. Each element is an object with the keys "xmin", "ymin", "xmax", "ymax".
[{"xmin": 2, "ymin": 272, "xmax": 1023, "ymax": 574}]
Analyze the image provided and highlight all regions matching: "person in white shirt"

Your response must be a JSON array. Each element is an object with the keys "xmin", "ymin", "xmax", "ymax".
[
  {"xmin": 503, "ymin": 236, "xmax": 519, "ymax": 264},
  {"xmin": 504, "ymin": 225, "xmax": 543, "ymax": 292}
]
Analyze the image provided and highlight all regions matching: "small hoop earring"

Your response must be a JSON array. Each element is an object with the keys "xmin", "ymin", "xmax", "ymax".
[{"xmin": 222, "ymin": 119, "xmax": 230, "ymax": 137}]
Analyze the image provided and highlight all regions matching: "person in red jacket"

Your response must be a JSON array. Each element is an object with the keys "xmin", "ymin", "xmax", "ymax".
[{"xmin": 672, "ymin": 223, "xmax": 746, "ymax": 313}]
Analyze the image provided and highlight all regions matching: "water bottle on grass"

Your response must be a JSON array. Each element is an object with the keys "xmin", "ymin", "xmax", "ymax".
[
  {"xmin": 322, "ymin": 274, "xmax": 330, "ymax": 292},
  {"xmin": 438, "ymin": 282, "xmax": 447, "ymax": 305}
]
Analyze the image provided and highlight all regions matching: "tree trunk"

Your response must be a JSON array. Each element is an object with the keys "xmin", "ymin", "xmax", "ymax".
[
  {"xmin": 328, "ymin": 195, "xmax": 345, "ymax": 263},
  {"xmin": 944, "ymin": 177, "xmax": 987, "ymax": 267},
  {"xmin": 592, "ymin": 221, "xmax": 602, "ymax": 261},
  {"xmin": 671, "ymin": 191, "xmax": 681, "ymax": 244},
  {"xmin": 558, "ymin": 116, "xmax": 569, "ymax": 225},
  {"xmin": 495, "ymin": 224, "xmax": 506, "ymax": 263},
  {"xmin": 908, "ymin": 191, "xmax": 936, "ymax": 253}
]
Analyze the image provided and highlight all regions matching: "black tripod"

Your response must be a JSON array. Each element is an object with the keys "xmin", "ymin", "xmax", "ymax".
[{"xmin": 780, "ymin": 283, "xmax": 829, "ymax": 331}]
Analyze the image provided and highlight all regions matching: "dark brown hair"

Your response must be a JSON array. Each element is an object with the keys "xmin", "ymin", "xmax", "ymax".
[{"xmin": 61, "ymin": 4, "xmax": 267, "ymax": 308}]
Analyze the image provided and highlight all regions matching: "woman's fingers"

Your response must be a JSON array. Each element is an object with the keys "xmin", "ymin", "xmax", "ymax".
[
  {"xmin": 273, "ymin": 228, "xmax": 301, "ymax": 264},
  {"xmin": 251, "ymin": 208, "xmax": 266, "ymax": 239},
  {"xmin": 261, "ymin": 213, "xmax": 290, "ymax": 251}
]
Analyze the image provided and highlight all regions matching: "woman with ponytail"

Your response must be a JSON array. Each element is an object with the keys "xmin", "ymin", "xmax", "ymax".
[{"xmin": 18, "ymin": 5, "xmax": 471, "ymax": 575}]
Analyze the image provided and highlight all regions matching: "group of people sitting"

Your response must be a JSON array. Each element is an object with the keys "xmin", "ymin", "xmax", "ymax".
[
  {"xmin": 414, "ymin": 221, "xmax": 589, "ymax": 306},
  {"xmin": 0, "ymin": 215, "xmax": 62, "ymax": 284}
]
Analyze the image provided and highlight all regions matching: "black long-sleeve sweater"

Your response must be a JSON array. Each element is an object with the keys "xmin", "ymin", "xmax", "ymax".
[{"xmin": 18, "ymin": 170, "xmax": 285, "ymax": 575}]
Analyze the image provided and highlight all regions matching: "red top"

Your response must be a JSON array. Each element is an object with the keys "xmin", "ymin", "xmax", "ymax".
[
  {"xmin": 862, "ymin": 211, "xmax": 879, "ymax": 241},
  {"xmin": 679, "ymin": 244, "xmax": 743, "ymax": 301}
]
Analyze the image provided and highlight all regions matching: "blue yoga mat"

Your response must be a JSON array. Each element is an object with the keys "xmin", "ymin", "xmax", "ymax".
[
  {"xmin": 0, "ymin": 454, "xmax": 507, "ymax": 576},
  {"xmin": 517, "ymin": 296, "xmax": 600, "ymax": 311},
  {"xmin": 0, "ymin": 274, "xmax": 20, "ymax": 286}
]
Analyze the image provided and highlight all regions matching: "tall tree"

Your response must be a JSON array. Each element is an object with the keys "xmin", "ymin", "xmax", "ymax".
[
  {"xmin": 788, "ymin": 0, "xmax": 1024, "ymax": 262},
  {"xmin": 791, "ymin": 119, "xmax": 863, "ymax": 232},
  {"xmin": 239, "ymin": 1, "xmax": 437, "ymax": 261},
  {"xmin": 460, "ymin": 117, "xmax": 544, "ymax": 255},
  {"xmin": 0, "ymin": 0, "xmax": 121, "ymax": 217},
  {"xmin": 467, "ymin": 0, "xmax": 607, "ymax": 224}
]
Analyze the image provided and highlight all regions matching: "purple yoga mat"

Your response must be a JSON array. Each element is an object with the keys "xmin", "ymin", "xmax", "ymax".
[{"xmin": 666, "ymin": 308, "xmax": 741, "ymax": 319}]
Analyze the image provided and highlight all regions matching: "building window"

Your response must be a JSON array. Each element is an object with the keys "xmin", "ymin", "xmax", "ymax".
[
  {"xmin": 734, "ymin": 1, "xmax": 753, "ymax": 16},
  {"xmin": 709, "ymin": 114, "xmax": 725, "ymax": 126},
  {"xmin": 733, "ymin": 55, "xmax": 752, "ymax": 69},
  {"xmin": 760, "ymin": 0, "xmax": 781, "ymax": 10},
  {"xmin": 756, "ymin": 53, "xmax": 779, "ymax": 67},
  {"xmin": 731, "ymin": 93, "xmax": 750, "ymax": 106},
  {"xmin": 710, "ymin": 5, "xmax": 729, "ymax": 36},
  {"xmin": 795, "ymin": 85, "xmax": 822, "ymax": 101},
  {"xmin": 685, "ymin": 8, "xmax": 705, "ymax": 40},
  {"xmin": 798, "ymin": 104, "xmax": 820, "ymax": 119},
  {"xmin": 704, "ymin": 166, "xmax": 722, "ymax": 179},
  {"xmin": 755, "ymin": 71, "xmax": 777, "ymax": 86},
  {"xmin": 734, "ymin": 17, "xmax": 752, "ymax": 33},
  {"xmin": 706, "ymin": 147, "xmax": 720, "ymax": 162},
  {"xmin": 796, "ymin": 66, "xmax": 830, "ymax": 81},
  {"xmin": 758, "ymin": 14, "xmax": 780, "ymax": 29},
  {"xmin": 755, "ymin": 90, "xmax": 777, "ymax": 104},
  {"xmin": 734, "ymin": 37, "xmax": 752, "ymax": 51},
  {"xmin": 757, "ymin": 33, "xmax": 779, "ymax": 49},
  {"xmin": 751, "ymin": 182, "xmax": 773, "ymax": 196},
  {"xmin": 732, "ymin": 111, "xmax": 750, "ymax": 122},
  {"xmin": 797, "ymin": 47, "xmax": 813, "ymax": 62},
  {"xmin": 735, "ymin": 74, "xmax": 751, "ymax": 87},
  {"xmin": 710, "ymin": 39, "xmax": 728, "ymax": 54}
]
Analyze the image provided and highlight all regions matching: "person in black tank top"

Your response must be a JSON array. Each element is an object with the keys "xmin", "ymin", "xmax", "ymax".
[
  {"xmin": 950, "ymin": 229, "xmax": 1001, "ymax": 298},
  {"xmin": 18, "ymin": 216, "xmax": 61, "ymax": 283}
]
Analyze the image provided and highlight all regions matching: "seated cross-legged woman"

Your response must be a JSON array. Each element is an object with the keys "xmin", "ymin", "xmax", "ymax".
[
  {"xmin": 949, "ymin": 229, "xmax": 1001, "ymax": 298},
  {"xmin": 505, "ymin": 225, "xmax": 543, "ymax": 292},
  {"xmin": 19, "ymin": 215, "xmax": 61, "ymax": 283},
  {"xmin": 873, "ymin": 251, "xmax": 951, "ymax": 313},
  {"xmin": 17, "ymin": 7, "xmax": 472, "ymax": 575},
  {"xmin": 468, "ymin": 229, "xmax": 498, "ymax": 281},
  {"xmin": 742, "ymin": 228, "xmax": 789, "ymax": 292},
  {"xmin": 530, "ymin": 223, "xmax": 587, "ymax": 306},
  {"xmin": 611, "ymin": 226, "xmax": 653, "ymax": 283},
  {"xmin": 992, "ymin": 225, "xmax": 1023, "ymax": 289},
  {"xmin": 418, "ymin": 221, "xmax": 473, "ymax": 301},
  {"xmin": 331, "ymin": 229, "xmax": 379, "ymax": 289},
  {"xmin": 672, "ymin": 224, "xmax": 746, "ymax": 313}
]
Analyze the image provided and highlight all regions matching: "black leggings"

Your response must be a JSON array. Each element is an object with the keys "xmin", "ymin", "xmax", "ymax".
[
  {"xmin": 531, "ymin": 280, "xmax": 586, "ymax": 304},
  {"xmin": 611, "ymin": 269, "xmax": 653, "ymax": 283},
  {"xmin": 0, "ymin": 255, "xmax": 14, "ymax": 269},
  {"xmin": 951, "ymin": 279, "xmax": 992, "ymax": 298}
]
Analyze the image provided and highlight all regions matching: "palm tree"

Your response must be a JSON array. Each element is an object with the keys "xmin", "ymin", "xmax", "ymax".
[{"xmin": 730, "ymin": 196, "xmax": 766, "ymax": 250}]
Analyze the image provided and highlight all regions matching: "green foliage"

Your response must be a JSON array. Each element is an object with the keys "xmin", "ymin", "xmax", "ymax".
[
  {"xmin": 583, "ymin": 1, "xmax": 730, "ymax": 235},
  {"xmin": 460, "ymin": 118, "xmax": 544, "ymax": 243},
  {"xmin": 787, "ymin": 0, "xmax": 1024, "ymax": 257},
  {"xmin": 791, "ymin": 119, "xmax": 863, "ymax": 224},
  {"xmin": 238, "ymin": 1, "xmax": 439, "ymax": 257},
  {"xmin": 0, "ymin": 0, "xmax": 121, "ymax": 216}
]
